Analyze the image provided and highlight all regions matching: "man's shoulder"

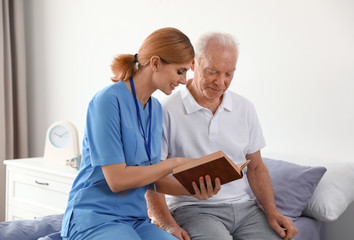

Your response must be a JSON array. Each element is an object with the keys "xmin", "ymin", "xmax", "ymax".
[
  {"xmin": 227, "ymin": 90, "xmax": 254, "ymax": 107},
  {"xmin": 161, "ymin": 90, "xmax": 183, "ymax": 108}
]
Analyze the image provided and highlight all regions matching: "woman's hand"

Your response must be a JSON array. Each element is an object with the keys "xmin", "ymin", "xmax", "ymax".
[{"xmin": 191, "ymin": 175, "xmax": 221, "ymax": 200}]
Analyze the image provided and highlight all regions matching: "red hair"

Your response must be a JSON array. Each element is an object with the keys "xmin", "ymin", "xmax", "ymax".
[{"xmin": 111, "ymin": 27, "xmax": 194, "ymax": 82}]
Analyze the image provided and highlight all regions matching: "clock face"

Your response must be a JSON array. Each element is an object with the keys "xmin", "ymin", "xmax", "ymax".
[{"xmin": 49, "ymin": 125, "xmax": 70, "ymax": 148}]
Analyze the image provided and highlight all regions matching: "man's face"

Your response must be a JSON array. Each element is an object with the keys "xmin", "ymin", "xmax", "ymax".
[{"xmin": 193, "ymin": 43, "xmax": 237, "ymax": 101}]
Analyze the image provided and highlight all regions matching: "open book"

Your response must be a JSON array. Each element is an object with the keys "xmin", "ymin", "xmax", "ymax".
[{"xmin": 172, "ymin": 151, "xmax": 250, "ymax": 194}]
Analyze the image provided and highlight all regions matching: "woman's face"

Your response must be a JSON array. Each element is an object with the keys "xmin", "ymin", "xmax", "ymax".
[{"xmin": 153, "ymin": 59, "xmax": 193, "ymax": 95}]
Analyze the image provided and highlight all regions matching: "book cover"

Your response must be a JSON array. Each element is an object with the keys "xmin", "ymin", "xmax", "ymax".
[{"xmin": 172, "ymin": 151, "xmax": 250, "ymax": 194}]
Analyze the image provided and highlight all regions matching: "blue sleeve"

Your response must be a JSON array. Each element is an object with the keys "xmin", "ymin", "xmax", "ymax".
[{"xmin": 85, "ymin": 92, "xmax": 125, "ymax": 166}]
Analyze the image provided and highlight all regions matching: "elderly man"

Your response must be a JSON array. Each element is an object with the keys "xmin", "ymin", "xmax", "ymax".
[{"xmin": 146, "ymin": 32, "xmax": 297, "ymax": 240}]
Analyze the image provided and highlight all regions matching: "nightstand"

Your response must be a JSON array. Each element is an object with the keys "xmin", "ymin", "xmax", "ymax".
[{"xmin": 3, "ymin": 157, "xmax": 78, "ymax": 221}]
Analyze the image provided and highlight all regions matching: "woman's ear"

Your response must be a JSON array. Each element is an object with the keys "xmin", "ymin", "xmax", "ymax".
[{"xmin": 150, "ymin": 56, "xmax": 161, "ymax": 72}]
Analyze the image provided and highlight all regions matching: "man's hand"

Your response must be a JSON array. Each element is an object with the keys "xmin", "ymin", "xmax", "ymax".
[
  {"xmin": 146, "ymin": 190, "xmax": 190, "ymax": 240},
  {"xmin": 192, "ymin": 175, "xmax": 221, "ymax": 200},
  {"xmin": 267, "ymin": 211, "xmax": 298, "ymax": 240},
  {"xmin": 163, "ymin": 223, "xmax": 191, "ymax": 240}
]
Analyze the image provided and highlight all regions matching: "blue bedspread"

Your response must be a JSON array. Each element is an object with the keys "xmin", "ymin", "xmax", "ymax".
[
  {"xmin": 0, "ymin": 214, "xmax": 323, "ymax": 240},
  {"xmin": 0, "ymin": 214, "xmax": 63, "ymax": 240}
]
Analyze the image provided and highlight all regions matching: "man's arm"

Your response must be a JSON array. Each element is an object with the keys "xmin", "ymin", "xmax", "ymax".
[
  {"xmin": 146, "ymin": 190, "xmax": 191, "ymax": 240},
  {"xmin": 246, "ymin": 150, "xmax": 298, "ymax": 240}
]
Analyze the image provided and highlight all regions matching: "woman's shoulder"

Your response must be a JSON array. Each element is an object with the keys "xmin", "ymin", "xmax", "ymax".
[
  {"xmin": 97, "ymin": 81, "xmax": 127, "ymax": 96},
  {"xmin": 150, "ymin": 96, "xmax": 162, "ymax": 112},
  {"xmin": 90, "ymin": 81, "xmax": 129, "ymax": 103}
]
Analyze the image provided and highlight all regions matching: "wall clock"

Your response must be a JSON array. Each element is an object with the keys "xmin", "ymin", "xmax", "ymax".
[{"xmin": 44, "ymin": 120, "xmax": 80, "ymax": 162}]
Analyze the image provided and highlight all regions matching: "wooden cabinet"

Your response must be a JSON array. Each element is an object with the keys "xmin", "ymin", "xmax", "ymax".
[{"xmin": 3, "ymin": 158, "xmax": 78, "ymax": 221}]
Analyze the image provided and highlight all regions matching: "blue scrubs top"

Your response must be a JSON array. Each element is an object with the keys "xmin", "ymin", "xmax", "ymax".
[{"xmin": 61, "ymin": 81, "xmax": 162, "ymax": 237}]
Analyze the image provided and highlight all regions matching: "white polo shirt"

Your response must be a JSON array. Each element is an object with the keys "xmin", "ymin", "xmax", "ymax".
[{"xmin": 161, "ymin": 85, "xmax": 266, "ymax": 211}]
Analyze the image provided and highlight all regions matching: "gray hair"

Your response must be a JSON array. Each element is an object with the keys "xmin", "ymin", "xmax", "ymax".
[{"xmin": 194, "ymin": 32, "xmax": 239, "ymax": 60}]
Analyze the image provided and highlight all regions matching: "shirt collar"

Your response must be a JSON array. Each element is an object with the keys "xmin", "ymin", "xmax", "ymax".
[{"xmin": 180, "ymin": 85, "xmax": 232, "ymax": 114}]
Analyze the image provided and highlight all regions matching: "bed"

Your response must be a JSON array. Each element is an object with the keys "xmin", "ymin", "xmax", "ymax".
[
  {"xmin": 262, "ymin": 152, "xmax": 354, "ymax": 240},
  {"xmin": 1, "ymin": 154, "xmax": 354, "ymax": 240}
]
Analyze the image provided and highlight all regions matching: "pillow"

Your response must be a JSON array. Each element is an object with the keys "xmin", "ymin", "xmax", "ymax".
[
  {"xmin": 247, "ymin": 158, "xmax": 327, "ymax": 219},
  {"xmin": 0, "ymin": 214, "xmax": 63, "ymax": 240},
  {"xmin": 302, "ymin": 162, "xmax": 354, "ymax": 221},
  {"xmin": 262, "ymin": 151, "xmax": 354, "ymax": 221}
]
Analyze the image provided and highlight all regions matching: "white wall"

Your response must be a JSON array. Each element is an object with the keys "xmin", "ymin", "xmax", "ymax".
[{"xmin": 23, "ymin": 0, "xmax": 354, "ymax": 162}]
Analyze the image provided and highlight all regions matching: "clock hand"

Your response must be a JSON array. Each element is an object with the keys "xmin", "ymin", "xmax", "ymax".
[
  {"xmin": 60, "ymin": 131, "xmax": 69, "ymax": 137},
  {"xmin": 57, "ymin": 131, "xmax": 68, "ymax": 137}
]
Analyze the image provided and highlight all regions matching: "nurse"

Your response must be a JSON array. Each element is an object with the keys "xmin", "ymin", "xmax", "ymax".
[{"xmin": 61, "ymin": 27, "xmax": 221, "ymax": 240}]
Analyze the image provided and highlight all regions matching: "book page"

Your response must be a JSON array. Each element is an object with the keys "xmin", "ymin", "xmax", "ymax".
[{"xmin": 236, "ymin": 160, "xmax": 251, "ymax": 171}]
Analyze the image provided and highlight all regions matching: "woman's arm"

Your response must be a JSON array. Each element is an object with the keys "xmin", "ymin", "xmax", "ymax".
[
  {"xmin": 103, "ymin": 157, "xmax": 221, "ymax": 200},
  {"xmin": 102, "ymin": 157, "xmax": 185, "ymax": 193}
]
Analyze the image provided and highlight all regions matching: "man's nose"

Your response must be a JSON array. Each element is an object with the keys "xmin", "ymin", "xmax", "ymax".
[{"xmin": 214, "ymin": 74, "xmax": 225, "ymax": 86}]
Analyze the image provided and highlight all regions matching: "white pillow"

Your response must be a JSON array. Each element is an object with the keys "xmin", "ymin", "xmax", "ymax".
[
  {"xmin": 262, "ymin": 152, "xmax": 354, "ymax": 222},
  {"xmin": 303, "ymin": 162, "xmax": 354, "ymax": 221}
]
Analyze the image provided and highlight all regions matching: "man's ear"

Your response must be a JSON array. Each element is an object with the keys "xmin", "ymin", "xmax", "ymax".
[
  {"xmin": 191, "ymin": 59, "xmax": 195, "ymax": 71},
  {"xmin": 150, "ymin": 56, "xmax": 161, "ymax": 72}
]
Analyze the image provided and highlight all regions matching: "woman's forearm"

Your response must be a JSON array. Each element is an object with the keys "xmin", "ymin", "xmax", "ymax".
[
  {"xmin": 102, "ymin": 158, "xmax": 185, "ymax": 193},
  {"xmin": 156, "ymin": 175, "xmax": 190, "ymax": 195}
]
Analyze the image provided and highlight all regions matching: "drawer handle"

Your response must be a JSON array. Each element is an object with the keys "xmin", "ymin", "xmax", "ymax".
[{"xmin": 35, "ymin": 180, "xmax": 49, "ymax": 186}]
